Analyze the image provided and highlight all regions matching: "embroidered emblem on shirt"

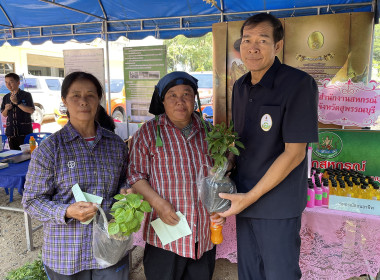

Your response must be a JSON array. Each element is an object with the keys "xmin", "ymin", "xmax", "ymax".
[
  {"xmin": 260, "ymin": 114, "xmax": 272, "ymax": 132},
  {"xmin": 67, "ymin": 161, "xmax": 76, "ymax": 169}
]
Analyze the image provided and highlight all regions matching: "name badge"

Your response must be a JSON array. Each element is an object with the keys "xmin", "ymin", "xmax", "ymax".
[{"xmin": 260, "ymin": 114, "xmax": 272, "ymax": 132}]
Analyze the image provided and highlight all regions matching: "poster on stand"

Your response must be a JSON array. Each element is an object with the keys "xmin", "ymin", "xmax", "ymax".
[
  {"xmin": 63, "ymin": 49, "xmax": 105, "ymax": 107},
  {"xmin": 123, "ymin": 45, "xmax": 166, "ymax": 123}
]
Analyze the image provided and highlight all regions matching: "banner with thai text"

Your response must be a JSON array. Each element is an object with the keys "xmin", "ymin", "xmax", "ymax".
[
  {"xmin": 318, "ymin": 79, "xmax": 380, "ymax": 127},
  {"xmin": 311, "ymin": 129, "xmax": 380, "ymax": 180}
]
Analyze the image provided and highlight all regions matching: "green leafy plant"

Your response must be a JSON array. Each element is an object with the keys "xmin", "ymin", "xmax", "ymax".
[
  {"xmin": 205, "ymin": 120, "xmax": 244, "ymax": 173},
  {"xmin": 6, "ymin": 256, "xmax": 48, "ymax": 280},
  {"xmin": 108, "ymin": 193, "xmax": 152, "ymax": 237}
]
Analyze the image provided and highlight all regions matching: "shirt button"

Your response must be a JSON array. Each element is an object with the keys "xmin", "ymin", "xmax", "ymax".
[
  {"xmin": 93, "ymin": 171, "xmax": 97, "ymax": 175},
  {"xmin": 249, "ymin": 98, "xmax": 253, "ymax": 102}
]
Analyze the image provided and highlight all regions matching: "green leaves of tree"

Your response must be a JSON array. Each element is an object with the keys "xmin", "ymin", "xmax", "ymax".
[{"xmin": 108, "ymin": 193, "xmax": 152, "ymax": 237}]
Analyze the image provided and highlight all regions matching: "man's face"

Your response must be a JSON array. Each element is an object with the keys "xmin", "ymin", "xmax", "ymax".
[
  {"xmin": 5, "ymin": 77, "xmax": 20, "ymax": 93},
  {"xmin": 240, "ymin": 21, "xmax": 283, "ymax": 82},
  {"xmin": 163, "ymin": 84, "xmax": 195, "ymax": 128}
]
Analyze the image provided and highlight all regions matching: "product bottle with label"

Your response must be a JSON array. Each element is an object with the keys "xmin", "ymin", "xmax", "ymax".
[
  {"xmin": 358, "ymin": 184, "xmax": 370, "ymax": 200},
  {"xmin": 29, "ymin": 136, "xmax": 37, "ymax": 153},
  {"xmin": 307, "ymin": 181, "xmax": 315, "ymax": 208},
  {"xmin": 322, "ymin": 178, "xmax": 330, "ymax": 206},
  {"xmin": 314, "ymin": 181, "xmax": 323, "ymax": 206}
]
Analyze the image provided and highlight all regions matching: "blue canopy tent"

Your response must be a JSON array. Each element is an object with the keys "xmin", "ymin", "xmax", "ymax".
[
  {"xmin": 0, "ymin": 0, "xmax": 378, "ymax": 46},
  {"xmin": 0, "ymin": 0, "xmax": 378, "ymax": 113}
]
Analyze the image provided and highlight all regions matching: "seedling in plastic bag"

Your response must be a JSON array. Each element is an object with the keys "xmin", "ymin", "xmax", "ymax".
[{"xmin": 108, "ymin": 193, "xmax": 152, "ymax": 237}]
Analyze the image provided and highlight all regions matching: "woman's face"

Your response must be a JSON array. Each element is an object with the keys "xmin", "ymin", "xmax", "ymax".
[{"xmin": 63, "ymin": 79, "xmax": 100, "ymax": 125}]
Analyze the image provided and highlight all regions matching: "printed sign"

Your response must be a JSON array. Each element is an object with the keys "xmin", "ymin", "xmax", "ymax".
[{"xmin": 318, "ymin": 79, "xmax": 380, "ymax": 127}]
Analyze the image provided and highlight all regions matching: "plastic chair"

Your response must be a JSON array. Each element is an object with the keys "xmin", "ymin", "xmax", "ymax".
[
  {"xmin": 32, "ymin": 122, "xmax": 41, "ymax": 133},
  {"xmin": 24, "ymin": 133, "xmax": 52, "ymax": 145}
]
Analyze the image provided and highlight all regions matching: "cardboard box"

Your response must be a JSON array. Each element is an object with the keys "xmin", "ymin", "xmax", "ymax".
[{"xmin": 329, "ymin": 195, "xmax": 380, "ymax": 216}]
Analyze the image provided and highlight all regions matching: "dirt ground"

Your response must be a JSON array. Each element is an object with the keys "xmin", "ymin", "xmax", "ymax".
[{"xmin": 0, "ymin": 192, "xmax": 238, "ymax": 280}]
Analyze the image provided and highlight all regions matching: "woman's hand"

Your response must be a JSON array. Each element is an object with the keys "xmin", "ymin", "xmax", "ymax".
[
  {"xmin": 210, "ymin": 213, "xmax": 226, "ymax": 226},
  {"xmin": 154, "ymin": 197, "xmax": 180, "ymax": 226},
  {"xmin": 65, "ymin": 201, "xmax": 98, "ymax": 222},
  {"xmin": 120, "ymin": 187, "xmax": 136, "ymax": 195}
]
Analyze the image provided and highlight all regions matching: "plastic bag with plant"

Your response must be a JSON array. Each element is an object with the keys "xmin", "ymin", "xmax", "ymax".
[{"xmin": 92, "ymin": 193, "xmax": 151, "ymax": 267}]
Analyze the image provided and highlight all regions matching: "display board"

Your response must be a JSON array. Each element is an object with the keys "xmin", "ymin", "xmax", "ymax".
[
  {"xmin": 123, "ymin": 45, "xmax": 166, "ymax": 123},
  {"xmin": 63, "ymin": 49, "xmax": 106, "ymax": 107},
  {"xmin": 212, "ymin": 12, "xmax": 374, "ymax": 126},
  {"xmin": 311, "ymin": 129, "xmax": 380, "ymax": 179}
]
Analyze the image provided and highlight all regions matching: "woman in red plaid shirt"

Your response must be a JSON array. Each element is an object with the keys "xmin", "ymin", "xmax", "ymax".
[{"xmin": 127, "ymin": 72, "xmax": 225, "ymax": 280}]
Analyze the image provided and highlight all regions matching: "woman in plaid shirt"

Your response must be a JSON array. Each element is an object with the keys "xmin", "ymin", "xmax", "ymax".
[
  {"xmin": 22, "ymin": 72, "xmax": 130, "ymax": 280},
  {"xmin": 127, "ymin": 72, "xmax": 225, "ymax": 280}
]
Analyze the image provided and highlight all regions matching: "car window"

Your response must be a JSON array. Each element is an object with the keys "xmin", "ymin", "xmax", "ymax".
[
  {"xmin": 109, "ymin": 79, "xmax": 124, "ymax": 93},
  {"xmin": 191, "ymin": 74, "xmax": 212, "ymax": 88},
  {"xmin": 0, "ymin": 74, "xmax": 6, "ymax": 94},
  {"xmin": 45, "ymin": 79, "xmax": 61, "ymax": 91},
  {"xmin": 24, "ymin": 78, "xmax": 40, "ymax": 89}
]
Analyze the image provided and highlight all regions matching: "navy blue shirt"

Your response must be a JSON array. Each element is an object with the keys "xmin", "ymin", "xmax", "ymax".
[
  {"xmin": 232, "ymin": 57, "xmax": 319, "ymax": 219},
  {"xmin": 1, "ymin": 89, "xmax": 34, "ymax": 137}
]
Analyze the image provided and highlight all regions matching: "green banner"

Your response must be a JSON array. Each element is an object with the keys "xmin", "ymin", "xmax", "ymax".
[
  {"xmin": 311, "ymin": 129, "xmax": 380, "ymax": 179},
  {"xmin": 123, "ymin": 45, "xmax": 167, "ymax": 123}
]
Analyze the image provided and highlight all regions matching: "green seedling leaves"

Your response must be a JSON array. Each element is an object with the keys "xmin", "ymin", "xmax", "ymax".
[
  {"xmin": 108, "ymin": 193, "xmax": 152, "ymax": 237},
  {"xmin": 206, "ymin": 121, "xmax": 245, "ymax": 170}
]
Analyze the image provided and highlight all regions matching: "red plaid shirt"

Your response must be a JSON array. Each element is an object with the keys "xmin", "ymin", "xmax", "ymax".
[{"xmin": 127, "ymin": 113, "xmax": 214, "ymax": 259}]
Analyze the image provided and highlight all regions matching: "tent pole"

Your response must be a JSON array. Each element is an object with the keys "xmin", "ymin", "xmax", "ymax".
[{"xmin": 104, "ymin": 21, "xmax": 112, "ymax": 115}]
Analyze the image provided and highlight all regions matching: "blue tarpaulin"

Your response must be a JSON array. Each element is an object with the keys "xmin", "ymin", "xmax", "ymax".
[{"xmin": 0, "ymin": 0, "xmax": 377, "ymax": 45}]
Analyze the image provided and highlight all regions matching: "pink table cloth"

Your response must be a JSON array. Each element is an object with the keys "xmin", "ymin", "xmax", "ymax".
[{"xmin": 133, "ymin": 207, "xmax": 380, "ymax": 279}]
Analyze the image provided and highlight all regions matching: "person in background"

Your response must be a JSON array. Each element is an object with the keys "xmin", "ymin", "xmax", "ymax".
[
  {"xmin": 127, "ymin": 71, "xmax": 225, "ymax": 280},
  {"xmin": 22, "ymin": 72, "xmax": 130, "ymax": 280},
  {"xmin": 1, "ymin": 73, "xmax": 35, "ymax": 150},
  {"xmin": 219, "ymin": 13, "xmax": 319, "ymax": 279}
]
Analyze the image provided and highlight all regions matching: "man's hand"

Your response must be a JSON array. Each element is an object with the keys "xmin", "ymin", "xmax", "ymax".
[
  {"xmin": 5, "ymin": 104, "xmax": 12, "ymax": 111},
  {"xmin": 10, "ymin": 94, "xmax": 17, "ymax": 104},
  {"xmin": 154, "ymin": 198, "xmax": 180, "ymax": 226},
  {"xmin": 210, "ymin": 212, "xmax": 226, "ymax": 226},
  {"xmin": 65, "ymin": 201, "xmax": 98, "ymax": 222},
  {"xmin": 218, "ymin": 192, "xmax": 258, "ymax": 217}
]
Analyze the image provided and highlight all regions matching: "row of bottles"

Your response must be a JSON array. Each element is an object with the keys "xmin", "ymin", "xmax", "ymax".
[{"xmin": 307, "ymin": 167, "xmax": 380, "ymax": 208}]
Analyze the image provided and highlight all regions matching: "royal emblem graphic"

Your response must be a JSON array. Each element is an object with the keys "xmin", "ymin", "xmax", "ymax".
[{"xmin": 312, "ymin": 131, "xmax": 343, "ymax": 159}]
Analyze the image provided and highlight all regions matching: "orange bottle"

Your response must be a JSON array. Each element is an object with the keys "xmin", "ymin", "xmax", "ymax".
[
  {"xmin": 29, "ymin": 136, "xmax": 37, "ymax": 153},
  {"xmin": 210, "ymin": 222, "xmax": 223, "ymax": 244}
]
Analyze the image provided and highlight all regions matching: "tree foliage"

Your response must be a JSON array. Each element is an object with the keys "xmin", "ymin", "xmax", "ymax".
[
  {"xmin": 373, "ymin": 24, "xmax": 380, "ymax": 79},
  {"xmin": 164, "ymin": 33, "xmax": 213, "ymax": 72}
]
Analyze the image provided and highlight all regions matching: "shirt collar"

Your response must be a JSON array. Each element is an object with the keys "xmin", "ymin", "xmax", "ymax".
[
  {"xmin": 157, "ymin": 112, "xmax": 203, "ymax": 132},
  {"xmin": 62, "ymin": 121, "xmax": 113, "ymax": 143},
  {"xmin": 241, "ymin": 56, "xmax": 281, "ymax": 89}
]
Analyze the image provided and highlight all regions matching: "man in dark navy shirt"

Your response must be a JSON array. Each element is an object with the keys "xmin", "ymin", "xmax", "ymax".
[
  {"xmin": 1, "ymin": 73, "xmax": 35, "ymax": 150},
  {"xmin": 219, "ymin": 13, "xmax": 319, "ymax": 279}
]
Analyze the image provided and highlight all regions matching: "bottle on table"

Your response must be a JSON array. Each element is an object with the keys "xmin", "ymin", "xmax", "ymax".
[
  {"xmin": 357, "ymin": 184, "xmax": 370, "ymax": 200},
  {"xmin": 346, "ymin": 180, "xmax": 355, "ymax": 198},
  {"xmin": 330, "ymin": 180, "xmax": 338, "ymax": 196},
  {"xmin": 29, "ymin": 136, "xmax": 37, "ymax": 153},
  {"xmin": 307, "ymin": 180, "xmax": 315, "ymax": 208},
  {"xmin": 371, "ymin": 183, "xmax": 380, "ymax": 200},
  {"xmin": 314, "ymin": 181, "xmax": 323, "ymax": 206},
  {"xmin": 337, "ymin": 180, "xmax": 347, "ymax": 197},
  {"xmin": 322, "ymin": 178, "xmax": 329, "ymax": 206}
]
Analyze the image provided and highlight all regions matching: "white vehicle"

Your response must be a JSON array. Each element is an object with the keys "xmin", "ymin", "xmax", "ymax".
[{"xmin": 22, "ymin": 75, "xmax": 64, "ymax": 124}]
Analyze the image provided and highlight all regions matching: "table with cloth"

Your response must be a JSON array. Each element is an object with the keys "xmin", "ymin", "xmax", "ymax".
[
  {"xmin": 0, "ymin": 159, "xmax": 38, "ymax": 251},
  {"xmin": 0, "ymin": 160, "xmax": 30, "ymax": 202},
  {"xmin": 133, "ymin": 206, "xmax": 380, "ymax": 279}
]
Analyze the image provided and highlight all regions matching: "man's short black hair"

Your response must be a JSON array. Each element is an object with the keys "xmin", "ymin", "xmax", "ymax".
[
  {"xmin": 240, "ymin": 13, "xmax": 284, "ymax": 43},
  {"xmin": 5, "ymin": 73, "xmax": 20, "ymax": 82}
]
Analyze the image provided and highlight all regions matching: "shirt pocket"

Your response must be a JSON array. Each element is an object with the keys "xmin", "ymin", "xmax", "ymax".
[{"xmin": 256, "ymin": 106, "xmax": 282, "ymax": 138}]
